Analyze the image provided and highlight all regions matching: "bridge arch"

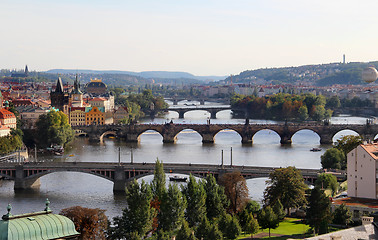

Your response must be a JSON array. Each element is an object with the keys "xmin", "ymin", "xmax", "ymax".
[
  {"xmin": 252, "ymin": 129, "xmax": 281, "ymax": 144},
  {"xmin": 137, "ymin": 129, "xmax": 164, "ymax": 143},
  {"xmin": 291, "ymin": 129, "xmax": 321, "ymax": 144},
  {"xmin": 214, "ymin": 129, "xmax": 243, "ymax": 144},
  {"xmin": 99, "ymin": 131, "xmax": 117, "ymax": 141},
  {"xmin": 174, "ymin": 129, "xmax": 203, "ymax": 144},
  {"xmin": 332, "ymin": 129, "xmax": 360, "ymax": 143}
]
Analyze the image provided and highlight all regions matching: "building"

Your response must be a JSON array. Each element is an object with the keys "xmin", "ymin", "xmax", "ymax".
[
  {"xmin": 50, "ymin": 77, "xmax": 70, "ymax": 114},
  {"xmin": 0, "ymin": 199, "xmax": 80, "ymax": 239},
  {"xmin": 114, "ymin": 106, "xmax": 129, "ymax": 123},
  {"xmin": 69, "ymin": 107, "xmax": 86, "ymax": 126},
  {"xmin": 10, "ymin": 65, "xmax": 29, "ymax": 78},
  {"xmin": 85, "ymin": 78, "xmax": 107, "ymax": 96},
  {"xmin": 18, "ymin": 106, "xmax": 50, "ymax": 129},
  {"xmin": 71, "ymin": 75, "xmax": 83, "ymax": 107},
  {"xmin": 85, "ymin": 106, "xmax": 104, "ymax": 125},
  {"xmin": 0, "ymin": 109, "xmax": 16, "ymax": 129},
  {"xmin": 347, "ymin": 142, "xmax": 378, "ymax": 199}
]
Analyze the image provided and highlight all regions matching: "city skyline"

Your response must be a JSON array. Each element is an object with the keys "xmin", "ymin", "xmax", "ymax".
[{"xmin": 1, "ymin": 0, "xmax": 378, "ymax": 76}]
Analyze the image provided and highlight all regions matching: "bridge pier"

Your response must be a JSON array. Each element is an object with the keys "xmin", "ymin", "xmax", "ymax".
[
  {"xmin": 178, "ymin": 111, "xmax": 185, "ymax": 119},
  {"xmin": 173, "ymin": 99, "xmax": 178, "ymax": 105},
  {"xmin": 202, "ymin": 133, "xmax": 215, "ymax": 143},
  {"xmin": 199, "ymin": 99, "xmax": 205, "ymax": 105},
  {"xmin": 362, "ymin": 134, "xmax": 376, "ymax": 143},
  {"xmin": 113, "ymin": 166, "xmax": 127, "ymax": 192},
  {"xmin": 280, "ymin": 135, "xmax": 292, "ymax": 145},
  {"xmin": 241, "ymin": 136, "xmax": 253, "ymax": 144},
  {"xmin": 319, "ymin": 134, "xmax": 333, "ymax": 145},
  {"xmin": 14, "ymin": 165, "xmax": 41, "ymax": 190},
  {"xmin": 125, "ymin": 134, "xmax": 139, "ymax": 142},
  {"xmin": 210, "ymin": 111, "xmax": 217, "ymax": 119},
  {"xmin": 88, "ymin": 134, "xmax": 102, "ymax": 143}
]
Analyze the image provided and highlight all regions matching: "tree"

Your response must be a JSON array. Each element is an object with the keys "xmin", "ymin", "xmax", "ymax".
[
  {"xmin": 321, "ymin": 148, "xmax": 345, "ymax": 170},
  {"xmin": 258, "ymin": 206, "xmax": 279, "ymax": 238},
  {"xmin": 272, "ymin": 199, "xmax": 285, "ymax": 221},
  {"xmin": 264, "ymin": 167, "xmax": 307, "ymax": 215},
  {"xmin": 218, "ymin": 214, "xmax": 242, "ymax": 240},
  {"xmin": 159, "ymin": 184, "xmax": 187, "ymax": 232},
  {"xmin": 306, "ymin": 188, "xmax": 332, "ymax": 235},
  {"xmin": 326, "ymin": 96, "xmax": 341, "ymax": 109},
  {"xmin": 315, "ymin": 173, "xmax": 338, "ymax": 196},
  {"xmin": 109, "ymin": 180, "xmax": 155, "ymax": 239},
  {"xmin": 182, "ymin": 174, "xmax": 206, "ymax": 227},
  {"xmin": 244, "ymin": 200, "xmax": 261, "ymax": 215},
  {"xmin": 60, "ymin": 206, "xmax": 108, "ymax": 240},
  {"xmin": 195, "ymin": 216, "xmax": 223, "ymax": 240},
  {"xmin": 245, "ymin": 214, "xmax": 259, "ymax": 239},
  {"xmin": 203, "ymin": 174, "xmax": 228, "ymax": 220},
  {"xmin": 332, "ymin": 203, "xmax": 352, "ymax": 227},
  {"xmin": 176, "ymin": 220, "xmax": 197, "ymax": 240},
  {"xmin": 219, "ymin": 171, "xmax": 249, "ymax": 214},
  {"xmin": 335, "ymin": 135, "xmax": 363, "ymax": 156},
  {"xmin": 35, "ymin": 111, "xmax": 74, "ymax": 148},
  {"xmin": 298, "ymin": 105, "xmax": 309, "ymax": 121}
]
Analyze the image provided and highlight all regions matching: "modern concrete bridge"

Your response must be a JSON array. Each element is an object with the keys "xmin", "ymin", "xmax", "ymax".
[
  {"xmin": 72, "ymin": 123, "xmax": 378, "ymax": 144},
  {"xmin": 0, "ymin": 162, "xmax": 327, "ymax": 192},
  {"xmin": 165, "ymin": 105, "xmax": 231, "ymax": 119}
]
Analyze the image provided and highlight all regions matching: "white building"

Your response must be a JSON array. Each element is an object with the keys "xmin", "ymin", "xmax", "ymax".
[{"xmin": 347, "ymin": 143, "xmax": 378, "ymax": 199}]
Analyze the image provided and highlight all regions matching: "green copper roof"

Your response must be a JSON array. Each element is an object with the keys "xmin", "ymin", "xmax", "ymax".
[{"xmin": 0, "ymin": 201, "xmax": 79, "ymax": 240}]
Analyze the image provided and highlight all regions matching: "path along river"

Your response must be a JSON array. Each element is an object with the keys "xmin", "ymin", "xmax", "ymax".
[{"xmin": 0, "ymin": 101, "xmax": 372, "ymax": 219}]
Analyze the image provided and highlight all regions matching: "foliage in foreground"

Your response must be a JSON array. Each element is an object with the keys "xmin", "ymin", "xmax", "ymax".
[{"xmin": 60, "ymin": 206, "xmax": 108, "ymax": 240}]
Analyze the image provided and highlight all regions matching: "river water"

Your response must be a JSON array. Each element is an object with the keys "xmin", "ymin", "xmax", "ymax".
[{"xmin": 0, "ymin": 101, "xmax": 370, "ymax": 219}]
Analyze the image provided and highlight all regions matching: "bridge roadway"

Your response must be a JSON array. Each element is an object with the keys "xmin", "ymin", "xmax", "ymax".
[
  {"xmin": 0, "ymin": 162, "xmax": 328, "ymax": 192},
  {"xmin": 72, "ymin": 122, "xmax": 378, "ymax": 144}
]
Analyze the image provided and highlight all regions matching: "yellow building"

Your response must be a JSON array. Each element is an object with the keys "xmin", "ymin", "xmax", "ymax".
[
  {"xmin": 85, "ymin": 106, "xmax": 104, "ymax": 125},
  {"xmin": 69, "ymin": 107, "xmax": 86, "ymax": 126}
]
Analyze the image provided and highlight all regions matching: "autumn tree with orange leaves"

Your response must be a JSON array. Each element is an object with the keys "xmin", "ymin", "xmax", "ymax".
[
  {"xmin": 219, "ymin": 171, "xmax": 249, "ymax": 214},
  {"xmin": 60, "ymin": 206, "xmax": 108, "ymax": 240}
]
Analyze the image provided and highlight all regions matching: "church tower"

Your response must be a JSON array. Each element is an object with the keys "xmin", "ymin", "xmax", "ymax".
[
  {"xmin": 71, "ymin": 75, "xmax": 83, "ymax": 107},
  {"xmin": 50, "ymin": 77, "xmax": 70, "ymax": 114}
]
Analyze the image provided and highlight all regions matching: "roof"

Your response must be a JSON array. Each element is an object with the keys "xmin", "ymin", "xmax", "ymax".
[
  {"xmin": 0, "ymin": 109, "xmax": 15, "ymax": 119},
  {"xmin": 0, "ymin": 201, "xmax": 79, "ymax": 240},
  {"xmin": 359, "ymin": 143, "xmax": 378, "ymax": 160},
  {"xmin": 333, "ymin": 197, "xmax": 378, "ymax": 209}
]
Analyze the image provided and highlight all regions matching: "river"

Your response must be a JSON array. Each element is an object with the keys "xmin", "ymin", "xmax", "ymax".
[{"xmin": 0, "ymin": 101, "xmax": 370, "ymax": 219}]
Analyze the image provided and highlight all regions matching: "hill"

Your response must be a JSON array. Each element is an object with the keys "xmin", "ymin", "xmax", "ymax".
[
  {"xmin": 46, "ymin": 69, "xmax": 226, "ymax": 82},
  {"xmin": 221, "ymin": 61, "xmax": 378, "ymax": 86}
]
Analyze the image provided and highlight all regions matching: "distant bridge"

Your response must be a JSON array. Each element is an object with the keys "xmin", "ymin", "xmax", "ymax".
[
  {"xmin": 0, "ymin": 162, "xmax": 327, "ymax": 192},
  {"xmin": 72, "ymin": 123, "xmax": 378, "ymax": 144},
  {"xmin": 164, "ymin": 105, "xmax": 231, "ymax": 119}
]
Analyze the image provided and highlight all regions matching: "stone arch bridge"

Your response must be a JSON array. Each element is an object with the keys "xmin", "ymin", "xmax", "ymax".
[
  {"xmin": 0, "ymin": 162, "xmax": 327, "ymax": 192},
  {"xmin": 164, "ymin": 106, "xmax": 231, "ymax": 119},
  {"xmin": 72, "ymin": 123, "xmax": 378, "ymax": 144}
]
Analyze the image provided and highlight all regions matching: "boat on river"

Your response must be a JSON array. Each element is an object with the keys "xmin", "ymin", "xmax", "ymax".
[
  {"xmin": 169, "ymin": 175, "xmax": 187, "ymax": 182},
  {"xmin": 310, "ymin": 148, "xmax": 322, "ymax": 152}
]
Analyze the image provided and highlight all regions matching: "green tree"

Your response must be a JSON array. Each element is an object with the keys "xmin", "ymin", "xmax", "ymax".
[
  {"xmin": 219, "ymin": 171, "xmax": 249, "ymax": 214},
  {"xmin": 315, "ymin": 173, "xmax": 338, "ymax": 196},
  {"xmin": 152, "ymin": 158, "xmax": 166, "ymax": 201},
  {"xmin": 258, "ymin": 206, "xmax": 279, "ymax": 238},
  {"xmin": 298, "ymin": 105, "xmax": 309, "ymax": 121},
  {"xmin": 326, "ymin": 96, "xmax": 341, "ymax": 109},
  {"xmin": 311, "ymin": 105, "xmax": 326, "ymax": 121},
  {"xmin": 244, "ymin": 200, "xmax": 261, "ymax": 215},
  {"xmin": 176, "ymin": 220, "xmax": 197, "ymax": 240},
  {"xmin": 272, "ymin": 199, "xmax": 285, "ymax": 221},
  {"xmin": 264, "ymin": 167, "xmax": 307, "ymax": 215},
  {"xmin": 109, "ymin": 180, "xmax": 155, "ymax": 239},
  {"xmin": 332, "ymin": 203, "xmax": 352, "ymax": 227},
  {"xmin": 218, "ymin": 214, "xmax": 241, "ymax": 240},
  {"xmin": 245, "ymin": 214, "xmax": 259, "ymax": 239},
  {"xmin": 335, "ymin": 135, "xmax": 363, "ymax": 156},
  {"xmin": 182, "ymin": 174, "xmax": 206, "ymax": 227},
  {"xmin": 203, "ymin": 174, "xmax": 228, "ymax": 220},
  {"xmin": 306, "ymin": 188, "xmax": 332, "ymax": 235},
  {"xmin": 321, "ymin": 148, "xmax": 345, "ymax": 170},
  {"xmin": 159, "ymin": 184, "xmax": 187, "ymax": 232},
  {"xmin": 35, "ymin": 111, "xmax": 74, "ymax": 148}
]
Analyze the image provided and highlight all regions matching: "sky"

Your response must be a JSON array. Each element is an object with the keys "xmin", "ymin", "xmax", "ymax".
[{"xmin": 1, "ymin": 0, "xmax": 378, "ymax": 76}]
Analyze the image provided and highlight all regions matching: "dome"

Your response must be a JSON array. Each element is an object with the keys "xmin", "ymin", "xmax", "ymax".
[{"xmin": 362, "ymin": 67, "xmax": 378, "ymax": 83}]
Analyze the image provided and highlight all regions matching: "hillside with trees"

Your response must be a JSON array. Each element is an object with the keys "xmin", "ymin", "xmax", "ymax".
[{"xmin": 222, "ymin": 61, "xmax": 378, "ymax": 86}]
